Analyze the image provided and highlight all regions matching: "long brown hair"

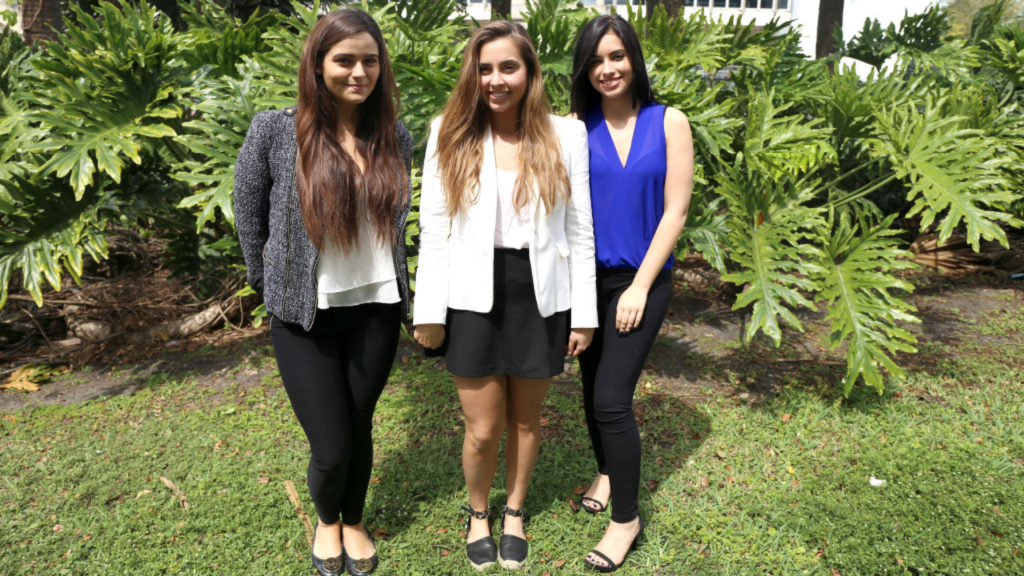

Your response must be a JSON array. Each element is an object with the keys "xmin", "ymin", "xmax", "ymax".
[
  {"xmin": 296, "ymin": 8, "xmax": 406, "ymax": 250},
  {"xmin": 436, "ymin": 21, "xmax": 569, "ymax": 217}
]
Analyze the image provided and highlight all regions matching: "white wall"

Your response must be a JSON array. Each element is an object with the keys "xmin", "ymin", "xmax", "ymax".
[
  {"xmin": 0, "ymin": 0, "xmax": 22, "ymax": 35},
  {"xmin": 842, "ymin": 0, "xmax": 938, "ymax": 39},
  {"xmin": 790, "ymin": 0, "xmax": 939, "ymax": 58}
]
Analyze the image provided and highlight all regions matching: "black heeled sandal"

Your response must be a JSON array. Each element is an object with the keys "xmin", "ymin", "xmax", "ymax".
[
  {"xmin": 584, "ymin": 515, "xmax": 645, "ymax": 573},
  {"xmin": 580, "ymin": 495, "xmax": 608, "ymax": 514},
  {"xmin": 462, "ymin": 504, "xmax": 497, "ymax": 571},
  {"xmin": 498, "ymin": 505, "xmax": 528, "ymax": 570}
]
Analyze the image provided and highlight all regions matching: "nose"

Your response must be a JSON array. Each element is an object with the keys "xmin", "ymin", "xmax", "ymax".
[{"xmin": 352, "ymin": 62, "xmax": 366, "ymax": 79}]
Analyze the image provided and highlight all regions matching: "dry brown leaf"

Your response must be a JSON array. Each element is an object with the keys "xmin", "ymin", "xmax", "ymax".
[
  {"xmin": 371, "ymin": 528, "xmax": 389, "ymax": 539},
  {"xmin": 572, "ymin": 484, "xmax": 588, "ymax": 495},
  {"xmin": 645, "ymin": 479, "xmax": 660, "ymax": 492},
  {"xmin": 781, "ymin": 413, "xmax": 792, "ymax": 422},
  {"xmin": 553, "ymin": 560, "xmax": 566, "ymax": 568},
  {"xmin": 1, "ymin": 367, "xmax": 41, "ymax": 392}
]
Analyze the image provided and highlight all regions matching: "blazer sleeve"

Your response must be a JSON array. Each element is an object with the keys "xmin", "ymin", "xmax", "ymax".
[
  {"xmin": 233, "ymin": 112, "xmax": 273, "ymax": 296},
  {"xmin": 564, "ymin": 119, "xmax": 599, "ymax": 329},
  {"xmin": 412, "ymin": 118, "xmax": 451, "ymax": 325}
]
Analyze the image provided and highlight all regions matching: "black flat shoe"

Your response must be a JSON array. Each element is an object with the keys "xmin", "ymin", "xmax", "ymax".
[
  {"xmin": 497, "ymin": 505, "xmax": 528, "ymax": 570},
  {"xmin": 462, "ymin": 504, "xmax": 497, "ymax": 571},
  {"xmin": 344, "ymin": 550, "xmax": 378, "ymax": 576},
  {"xmin": 311, "ymin": 531, "xmax": 344, "ymax": 576},
  {"xmin": 312, "ymin": 552, "xmax": 344, "ymax": 576},
  {"xmin": 584, "ymin": 515, "xmax": 645, "ymax": 573}
]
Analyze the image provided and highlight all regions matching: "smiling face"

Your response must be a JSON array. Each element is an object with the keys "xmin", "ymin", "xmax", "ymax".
[
  {"xmin": 588, "ymin": 31, "xmax": 633, "ymax": 103},
  {"xmin": 477, "ymin": 37, "xmax": 529, "ymax": 121},
  {"xmin": 318, "ymin": 31, "xmax": 380, "ymax": 112}
]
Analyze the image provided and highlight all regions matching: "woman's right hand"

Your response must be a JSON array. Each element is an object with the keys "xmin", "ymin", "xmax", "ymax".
[{"xmin": 414, "ymin": 324, "xmax": 446, "ymax": 349}]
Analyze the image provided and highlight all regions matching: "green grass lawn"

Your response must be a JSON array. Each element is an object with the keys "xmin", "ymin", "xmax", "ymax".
[{"xmin": 2, "ymin": 300, "xmax": 1023, "ymax": 575}]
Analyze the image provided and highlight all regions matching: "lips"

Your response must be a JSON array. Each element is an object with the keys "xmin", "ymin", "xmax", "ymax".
[{"xmin": 599, "ymin": 77, "xmax": 621, "ymax": 90}]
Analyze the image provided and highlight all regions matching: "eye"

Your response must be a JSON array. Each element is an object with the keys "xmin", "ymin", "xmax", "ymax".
[
  {"xmin": 479, "ymin": 65, "xmax": 492, "ymax": 75},
  {"xmin": 364, "ymin": 57, "xmax": 378, "ymax": 66}
]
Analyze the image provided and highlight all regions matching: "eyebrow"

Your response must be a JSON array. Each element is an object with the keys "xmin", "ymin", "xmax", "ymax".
[
  {"xmin": 332, "ymin": 52, "xmax": 379, "ymax": 58},
  {"xmin": 481, "ymin": 59, "xmax": 521, "ymax": 66}
]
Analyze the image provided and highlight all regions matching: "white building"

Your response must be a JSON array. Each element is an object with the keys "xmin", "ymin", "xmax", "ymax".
[
  {"xmin": 0, "ymin": 0, "xmax": 22, "ymax": 35},
  {"xmin": 465, "ymin": 0, "xmax": 940, "ymax": 59}
]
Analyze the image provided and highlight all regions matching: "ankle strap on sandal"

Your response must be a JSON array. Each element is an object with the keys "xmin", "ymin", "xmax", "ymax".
[
  {"xmin": 502, "ymin": 505, "xmax": 525, "ymax": 518},
  {"xmin": 462, "ymin": 504, "xmax": 489, "ymax": 520}
]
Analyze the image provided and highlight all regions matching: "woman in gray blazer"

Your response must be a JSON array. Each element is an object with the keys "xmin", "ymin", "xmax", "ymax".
[{"xmin": 233, "ymin": 9, "xmax": 412, "ymax": 576}]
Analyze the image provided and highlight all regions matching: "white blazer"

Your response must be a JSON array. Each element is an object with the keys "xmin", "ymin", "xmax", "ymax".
[{"xmin": 413, "ymin": 115, "xmax": 598, "ymax": 329}]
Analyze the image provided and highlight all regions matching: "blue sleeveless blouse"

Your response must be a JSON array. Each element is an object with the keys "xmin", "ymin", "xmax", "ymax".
[{"xmin": 585, "ymin": 102, "xmax": 672, "ymax": 270}]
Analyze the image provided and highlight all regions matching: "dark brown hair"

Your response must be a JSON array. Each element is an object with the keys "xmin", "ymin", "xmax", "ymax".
[
  {"xmin": 436, "ymin": 21, "xmax": 569, "ymax": 217},
  {"xmin": 296, "ymin": 8, "xmax": 406, "ymax": 250},
  {"xmin": 570, "ymin": 14, "xmax": 655, "ymax": 116}
]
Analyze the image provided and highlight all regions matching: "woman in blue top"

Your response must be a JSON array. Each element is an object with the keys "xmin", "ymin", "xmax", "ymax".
[{"xmin": 569, "ymin": 14, "xmax": 694, "ymax": 573}]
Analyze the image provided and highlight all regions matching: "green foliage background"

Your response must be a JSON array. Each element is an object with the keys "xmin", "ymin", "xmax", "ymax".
[{"xmin": 2, "ymin": 0, "xmax": 1023, "ymax": 395}]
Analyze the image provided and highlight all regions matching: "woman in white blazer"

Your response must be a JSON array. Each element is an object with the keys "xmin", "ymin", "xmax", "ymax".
[{"xmin": 413, "ymin": 21, "xmax": 597, "ymax": 572}]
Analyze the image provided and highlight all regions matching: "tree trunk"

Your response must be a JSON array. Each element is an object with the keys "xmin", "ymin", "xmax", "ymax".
[
  {"xmin": 661, "ymin": 0, "xmax": 685, "ymax": 16},
  {"xmin": 646, "ymin": 0, "xmax": 660, "ymax": 21},
  {"xmin": 491, "ymin": 0, "xmax": 512, "ymax": 20},
  {"xmin": 815, "ymin": 0, "xmax": 845, "ymax": 59},
  {"xmin": 20, "ymin": 0, "xmax": 62, "ymax": 47}
]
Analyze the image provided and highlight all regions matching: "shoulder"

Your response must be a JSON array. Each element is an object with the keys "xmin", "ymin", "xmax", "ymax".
[
  {"xmin": 549, "ymin": 114, "xmax": 587, "ymax": 142},
  {"xmin": 662, "ymin": 106, "xmax": 690, "ymax": 131},
  {"xmin": 246, "ymin": 107, "xmax": 297, "ymax": 143}
]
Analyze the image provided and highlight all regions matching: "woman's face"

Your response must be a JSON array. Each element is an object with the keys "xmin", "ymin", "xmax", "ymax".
[
  {"xmin": 318, "ymin": 31, "xmax": 381, "ymax": 111},
  {"xmin": 477, "ymin": 37, "xmax": 529, "ymax": 119},
  {"xmin": 588, "ymin": 31, "xmax": 633, "ymax": 102}
]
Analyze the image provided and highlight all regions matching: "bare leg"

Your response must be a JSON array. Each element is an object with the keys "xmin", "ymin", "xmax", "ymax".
[
  {"xmin": 341, "ymin": 521, "xmax": 375, "ymax": 560},
  {"xmin": 455, "ymin": 375, "xmax": 507, "ymax": 542},
  {"xmin": 502, "ymin": 376, "xmax": 550, "ymax": 538},
  {"xmin": 313, "ymin": 519, "xmax": 342, "ymax": 559},
  {"xmin": 582, "ymin": 472, "xmax": 612, "ymax": 512}
]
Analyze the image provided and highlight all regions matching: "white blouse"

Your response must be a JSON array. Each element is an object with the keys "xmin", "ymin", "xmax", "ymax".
[
  {"xmin": 315, "ymin": 215, "xmax": 399, "ymax": 309},
  {"xmin": 493, "ymin": 169, "xmax": 531, "ymax": 249}
]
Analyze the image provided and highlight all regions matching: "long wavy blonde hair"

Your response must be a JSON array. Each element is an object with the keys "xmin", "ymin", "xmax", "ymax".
[{"xmin": 436, "ymin": 21, "xmax": 569, "ymax": 217}]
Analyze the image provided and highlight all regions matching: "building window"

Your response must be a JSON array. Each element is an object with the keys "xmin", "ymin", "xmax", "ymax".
[{"xmin": 778, "ymin": 0, "xmax": 788, "ymax": 7}]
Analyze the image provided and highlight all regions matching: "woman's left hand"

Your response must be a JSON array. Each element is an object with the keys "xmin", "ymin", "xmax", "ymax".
[
  {"xmin": 566, "ymin": 328, "xmax": 594, "ymax": 357},
  {"xmin": 616, "ymin": 284, "xmax": 648, "ymax": 334}
]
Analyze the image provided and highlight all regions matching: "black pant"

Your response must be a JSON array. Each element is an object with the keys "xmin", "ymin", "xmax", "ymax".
[
  {"xmin": 578, "ymin": 269, "xmax": 671, "ymax": 523},
  {"xmin": 270, "ymin": 303, "xmax": 401, "ymax": 526}
]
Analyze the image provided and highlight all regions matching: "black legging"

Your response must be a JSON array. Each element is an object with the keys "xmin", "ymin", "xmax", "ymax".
[
  {"xmin": 270, "ymin": 302, "xmax": 401, "ymax": 526},
  {"xmin": 578, "ymin": 268, "xmax": 671, "ymax": 523}
]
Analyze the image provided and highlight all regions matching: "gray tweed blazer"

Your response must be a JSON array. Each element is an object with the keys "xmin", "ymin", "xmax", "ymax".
[{"xmin": 233, "ymin": 107, "xmax": 414, "ymax": 330}]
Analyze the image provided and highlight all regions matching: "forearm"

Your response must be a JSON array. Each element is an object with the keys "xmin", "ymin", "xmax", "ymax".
[{"xmin": 631, "ymin": 211, "xmax": 688, "ymax": 292}]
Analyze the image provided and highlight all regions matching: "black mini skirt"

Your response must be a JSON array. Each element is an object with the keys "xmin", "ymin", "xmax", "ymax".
[{"xmin": 445, "ymin": 248, "xmax": 568, "ymax": 379}]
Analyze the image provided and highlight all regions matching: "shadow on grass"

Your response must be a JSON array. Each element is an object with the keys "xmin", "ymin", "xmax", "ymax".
[{"xmin": 363, "ymin": 340, "xmax": 710, "ymax": 548}]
